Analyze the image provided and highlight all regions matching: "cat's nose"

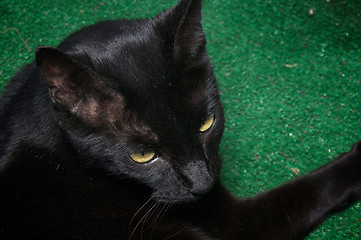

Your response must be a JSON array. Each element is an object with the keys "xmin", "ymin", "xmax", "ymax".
[{"xmin": 183, "ymin": 161, "xmax": 214, "ymax": 195}]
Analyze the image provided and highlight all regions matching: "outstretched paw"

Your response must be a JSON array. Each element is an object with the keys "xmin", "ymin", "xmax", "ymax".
[{"xmin": 351, "ymin": 141, "xmax": 361, "ymax": 153}]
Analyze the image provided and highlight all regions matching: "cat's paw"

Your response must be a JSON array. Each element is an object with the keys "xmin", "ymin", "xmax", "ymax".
[
  {"xmin": 351, "ymin": 141, "xmax": 361, "ymax": 153},
  {"xmin": 334, "ymin": 141, "xmax": 361, "ymax": 168}
]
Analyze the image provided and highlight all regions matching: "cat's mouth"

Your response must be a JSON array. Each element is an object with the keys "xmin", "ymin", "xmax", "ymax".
[
  {"xmin": 153, "ymin": 192, "xmax": 203, "ymax": 203},
  {"xmin": 152, "ymin": 179, "xmax": 216, "ymax": 203},
  {"xmin": 149, "ymin": 160, "xmax": 217, "ymax": 203}
]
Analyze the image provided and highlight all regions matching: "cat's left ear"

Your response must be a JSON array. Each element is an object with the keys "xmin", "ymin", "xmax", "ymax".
[
  {"xmin": 155, "ymin": 0, "xmax": 206, "ymax": 63},
  {"xmin": 35, "ymin": 46, "xmax": 104, "ymax": 116},
  {"xmin": 35, "ymin": 46, "xmax": 125, "ymax": 126}
]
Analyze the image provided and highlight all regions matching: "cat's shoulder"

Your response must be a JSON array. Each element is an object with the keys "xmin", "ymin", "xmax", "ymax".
[{"xmin": 0, "ymin": 63, "xmax": 38, "ymax": 102}]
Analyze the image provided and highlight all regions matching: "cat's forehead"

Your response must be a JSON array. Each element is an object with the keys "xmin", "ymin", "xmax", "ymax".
[
  {"xmin": 58, "ymin": 14, "xmax": 219, "ymax": 141},
  {"xmin": 66, "ymin": 21, "xmax": 166, "ymax": 82}
]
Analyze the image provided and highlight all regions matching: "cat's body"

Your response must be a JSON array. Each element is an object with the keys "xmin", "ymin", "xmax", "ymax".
[{"xmin": 1, "ymin": 0, "xmax": 361, "ymax": 239}]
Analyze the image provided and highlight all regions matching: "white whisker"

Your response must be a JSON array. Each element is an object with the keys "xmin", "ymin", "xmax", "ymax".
[
  {"xmin": 150, "ymin": 203, "xmax": 173, "ymax": 240},
  {"xmin": 128, "ymin": 197, "xmax": 154, "ymax": 240}
]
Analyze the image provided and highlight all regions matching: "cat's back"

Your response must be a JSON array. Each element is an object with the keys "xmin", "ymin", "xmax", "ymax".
[
  {"xmin": 0, "ymin": 62, "xmax": 54, "ymax": 168},
  {"xmin": 0, "ymin": 62, "xmax": 38, "ymax": 110},
  {"xmin": 0, "ymin": 62, "xmax": 39, "ymax": 139}
]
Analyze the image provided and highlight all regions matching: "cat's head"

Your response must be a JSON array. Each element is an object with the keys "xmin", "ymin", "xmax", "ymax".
[{"xmin": 35, "ymin": 0, "xmax": 224, "ymax": 202}]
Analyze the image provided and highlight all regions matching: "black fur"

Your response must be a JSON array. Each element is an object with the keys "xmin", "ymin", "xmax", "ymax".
[{"xmin": 1, "ymin": 0, "xmax": 360, "ymax": 239}]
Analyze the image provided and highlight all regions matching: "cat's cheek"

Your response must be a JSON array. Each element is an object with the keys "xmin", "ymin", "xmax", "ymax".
[
  {"xmin": 124, "ymin": 157, "xmax": 197, "ymax": 202},
  {"xmin": 198, "ymin": 123, "xmax": 224, "ymax": 178}
]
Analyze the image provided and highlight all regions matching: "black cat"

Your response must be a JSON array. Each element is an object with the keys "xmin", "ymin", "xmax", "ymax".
[{"xmin": 0, "ymin": 0, "xmax": 360, "ymax": 239}]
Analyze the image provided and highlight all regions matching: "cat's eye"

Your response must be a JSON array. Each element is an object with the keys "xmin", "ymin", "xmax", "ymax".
[
  {"xmin": 130, "ymin": 151, "xmax": 156, "ymax": 163},
  {"xmin": 199, "ymin": 115, "xmax": 215, "ymax": 133}
]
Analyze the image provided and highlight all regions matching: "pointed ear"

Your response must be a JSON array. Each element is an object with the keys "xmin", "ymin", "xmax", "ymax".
[
  {"xmin": 175, "ymin": 0, "xmax": 205, "ymax": 60},
  {"xmin": 36, "ymin": 46, "xmax": 126, "ymax": 127},
  {"xmin": 35, "ymin": 46, "xmax": 95, "ymax": 109},
  {"xmin": 155, "ymin": 0, "xmax": 205, "ymax": 62}
]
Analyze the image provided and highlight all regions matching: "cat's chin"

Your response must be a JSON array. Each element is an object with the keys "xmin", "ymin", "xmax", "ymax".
[
  {"xmin": 153, "ymin": 194, "xmax": 202, "ymax": 204},
  {"xmin": 152, "ymin": 189, "xmax": 208, "ymax": 204},
  {"xmin": 151, "ymin": 178, "xmax": 217, "ymax": 204}
]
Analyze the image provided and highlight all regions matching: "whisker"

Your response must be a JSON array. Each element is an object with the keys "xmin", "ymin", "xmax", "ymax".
[
  {"xmin": 150, "ymin": 203, "xmax": 173, "ymax": 240},
  {"xmin": 218, "ymin": 84, "xmax": 247, "ymax": 96},
  {"xmin": 141, "ymin": 202, "xmax": 161, "ymax": 231},
  {"xmin": 140, "ymin": 202, "xmax": 162, "ymax": 240},
  {"xmin": 128, "ymin": 201, "xmax": 157, "ymax": 240},
  {"xmin": 128, "ymin": 197, "xmax": 153, "ymax": 236},
  {"xmin": 162, "ymin": 228, "xmax": 184, "ymax": 240},
  {"xmin": 215, "ymin": 54, "xmax": 243, "ymax": 74},
  {"xmin": 212, "ymin": 84, "xmax": 247, "ymax": 99}
]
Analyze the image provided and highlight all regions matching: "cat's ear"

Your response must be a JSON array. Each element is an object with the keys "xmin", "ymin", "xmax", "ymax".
[
  {"xmin": 174, "ymin": 0, "xmax": 205, "ymax": 61},
  {"xmin": 35, "ymin": 46, "xmax": 96, "ymax": 109},
  {"xmin": 36, "ymin": 46, "xmax": 125, "ymax": 127},
  {"xmin": 155, "ymin": 0, "xmax": 206, "ymax": 63}
]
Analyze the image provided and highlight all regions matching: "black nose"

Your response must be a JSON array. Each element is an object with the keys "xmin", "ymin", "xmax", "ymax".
[{"xmin": 183, "ymin": 161, "xmax": 214, "ymax": 195}]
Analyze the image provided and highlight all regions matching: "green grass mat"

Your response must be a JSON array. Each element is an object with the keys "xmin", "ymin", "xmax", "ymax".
[{"xmin": 1, "ymin": 0, "xmax": 361, "ymax": 239}]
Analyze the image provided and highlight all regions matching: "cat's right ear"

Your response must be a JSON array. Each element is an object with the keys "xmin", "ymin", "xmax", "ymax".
[
  {"xmin": 154, "ymin": 0, "xmax": 205, "ymax": 64},
  {"xmin": 35, "ymin": 46, "xmax": 94, "ymax": 108}
]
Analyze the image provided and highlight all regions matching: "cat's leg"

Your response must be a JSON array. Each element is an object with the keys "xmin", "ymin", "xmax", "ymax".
[
  {"xmin": 235, "ymin": 141, "xmax": 361, "ymax": 239},
  {"xmin": 128, "ymin": 142, "xmax": 361, "ymax": 240}
]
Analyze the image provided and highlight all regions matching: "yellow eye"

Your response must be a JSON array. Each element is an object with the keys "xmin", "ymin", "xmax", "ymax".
[
  {"xmin": 199, "ymin": 115, "xmax": 215, "ymax": 132},
  {"xmin": 130, "ymin": 151, "xmax": 156, "ymax": 163}
]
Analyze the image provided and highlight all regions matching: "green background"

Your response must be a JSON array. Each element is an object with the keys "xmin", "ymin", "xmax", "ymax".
[{"xmin": 1, "ymin": 0, "xmax": 360, "ymax": 238}]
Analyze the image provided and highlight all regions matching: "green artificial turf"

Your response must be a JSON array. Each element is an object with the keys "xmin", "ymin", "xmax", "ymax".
[{"xmin": 1, "ymin": 0, "xmax": 361, "ymax": 239}]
